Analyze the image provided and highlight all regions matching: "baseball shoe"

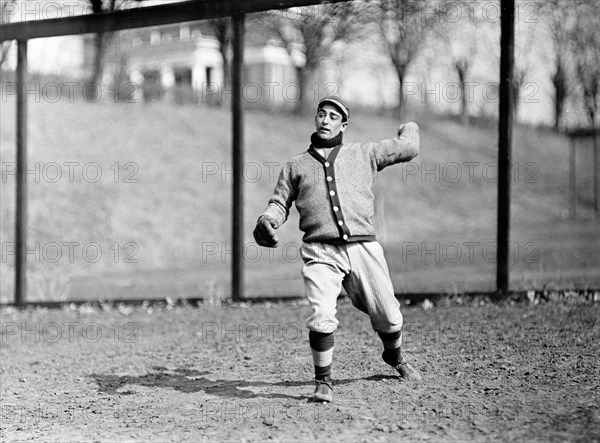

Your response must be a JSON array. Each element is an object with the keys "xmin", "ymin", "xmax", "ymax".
[
  {"xmin": 313, "ymin": 379, "xmax": 333, "ymax": 403},
  {"xmin": 394, "ymin": 358, "xmax": 422, "ymax": 381}
]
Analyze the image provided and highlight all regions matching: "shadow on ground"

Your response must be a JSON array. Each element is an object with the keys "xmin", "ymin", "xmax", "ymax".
[{"xmin": 90, "ymin": 366, "xmax": 398, "ymax": 402}]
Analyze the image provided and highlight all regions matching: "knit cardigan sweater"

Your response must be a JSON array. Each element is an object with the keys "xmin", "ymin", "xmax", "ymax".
[{"xmin": 261, "ymin": 124, "xmax": 420, "ymax": 244}]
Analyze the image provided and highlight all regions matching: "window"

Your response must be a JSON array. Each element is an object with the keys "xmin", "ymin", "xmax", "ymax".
[
  {"xmin": 180, "ymin": 25, "xmax": 191, "ymax": 42},
  {"xmin": 150, "ymin": 31, "xmax": 160, "ymax": 45}
]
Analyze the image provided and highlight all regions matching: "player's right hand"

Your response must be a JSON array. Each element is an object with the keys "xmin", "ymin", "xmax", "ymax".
[
  {"xmin": 398, "ymin": 122, "xmax": 419, "ymax": 136},
  {"xmin": 253, "ymin": 216, "xmax": 279, "ymax": 248}
]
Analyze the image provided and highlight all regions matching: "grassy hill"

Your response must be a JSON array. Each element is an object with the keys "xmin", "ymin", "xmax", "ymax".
[{"xmin": 0, "ymin": 98, "xmax": 598, "ymax": 302}]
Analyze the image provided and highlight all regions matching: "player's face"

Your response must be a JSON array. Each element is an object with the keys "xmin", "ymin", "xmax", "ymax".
[{"xmin": 314, "ymin": 104, "xmax": 348, "ymax": 140}]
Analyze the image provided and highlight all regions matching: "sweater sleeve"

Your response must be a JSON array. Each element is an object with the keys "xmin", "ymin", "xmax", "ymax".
[
  {"xmin": 365, "ymin": 122, "xmax": 420, "ymax": 171},
  {"xmin": 260, "ymin": 161, "xmax": 298, "ymax": 229}
]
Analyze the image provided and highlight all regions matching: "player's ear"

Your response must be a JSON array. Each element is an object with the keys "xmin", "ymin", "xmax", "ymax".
[{"xmin": 340, "ymin": 121, "xmax": 348, "ymax": 133}]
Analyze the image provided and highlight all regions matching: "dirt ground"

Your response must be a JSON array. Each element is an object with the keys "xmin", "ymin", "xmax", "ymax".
[{"xmin": 1, "ymin": 294, "xmax": 599, "ymax": 442}]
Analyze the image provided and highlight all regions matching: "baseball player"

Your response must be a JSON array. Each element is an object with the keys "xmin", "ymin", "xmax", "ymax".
[{"xmin": 253, "ymin": 96, "xmax": 422, "ymax": 403}]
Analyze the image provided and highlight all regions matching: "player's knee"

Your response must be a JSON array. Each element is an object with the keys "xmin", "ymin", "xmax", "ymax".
[
  {"xmin": 371, "ymin": 310, "xmax": 403, "ymax": 333},
  {"xmin": 307, "ymin": 319, "xmax": 338, "ymax": 334}
]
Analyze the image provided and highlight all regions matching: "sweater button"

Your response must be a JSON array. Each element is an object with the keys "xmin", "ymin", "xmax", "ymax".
[
  {"xmin": 324, "ymin": 162, "xmax": 330, "ymax": 167},
  {"xmin": 333, "ymin": 206, "xmax": 339, "ymax": 212},
  {"xmin": 326, "ymin": 176, "xmax": 333, "ymax": 182},
  {"xmin": 329, "ymin": 190, "xmax": 336, "ymax": 196},
  {"xmin": 343, "ymin": 234, "xmax": 348, "ymax": 240},
  {"xmin": 338, "ymin": 220, "xmax": 344, "ymax": 226}
]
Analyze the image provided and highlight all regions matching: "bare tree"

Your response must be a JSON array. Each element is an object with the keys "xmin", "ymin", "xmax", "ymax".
[
  {"xmin": 265, "ymin": 2, "xmax": 363, "ymax": 113},
  {"xmin": 208, "ymin": 17, "xmax": 231, "ymax": 91},
  {"xmin": 371, "ymin": 0, "xmax": 448, "ymax": 118},
  {"xmin": 539, "ymin": 0, "xmax": 573, "ymax": 131},
  {"xmin": 512, "ymin": 16, "xmax": 539, "ymax": 120},
  {"xmin": 87, "ymin": 0, "xmax": 144, "ymax": 100},
  {"xmin": 476, "ymin": 1, "xmax": 539, "ymax": 121},
  {"xmin": 434, "ymin": 14, "xmax": 480, "ymax": 124},
  {"xmin": 88, "ymin": 0, "xmax": 108, "ymax": 99},
  {"xmin": 569, "ymin": 1, "xmax": 599, "ymax": 127}
]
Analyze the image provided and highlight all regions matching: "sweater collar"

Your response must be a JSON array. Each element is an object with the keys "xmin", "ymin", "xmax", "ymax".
[{"xmin": 310, "ymin": 131, "xmax": 343, "ymax": 149}]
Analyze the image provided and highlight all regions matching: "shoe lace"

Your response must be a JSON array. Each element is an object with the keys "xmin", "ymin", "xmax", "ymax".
[{"xmin": 315, "ymin": 379, "xmax": 333, "ymax": 389}]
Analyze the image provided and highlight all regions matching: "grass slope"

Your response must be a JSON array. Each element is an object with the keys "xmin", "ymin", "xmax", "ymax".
[{"xmin": 0, "ymin": 98, "xmax": 598, "ymax": 301}]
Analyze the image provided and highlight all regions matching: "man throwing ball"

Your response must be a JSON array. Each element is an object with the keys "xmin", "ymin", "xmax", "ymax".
[{"xmin": 253, "ymin": 96, "xmax": 422, "ymax": 403}]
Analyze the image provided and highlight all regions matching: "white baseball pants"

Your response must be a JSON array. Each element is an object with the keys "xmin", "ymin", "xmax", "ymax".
[{"xmin": 300, "ymin": 241, "xmax": 403, "ymax": 334}]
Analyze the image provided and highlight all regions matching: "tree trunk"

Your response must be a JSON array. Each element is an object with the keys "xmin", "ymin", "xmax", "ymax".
[
  {"xmin": 89, "ymin": 32, "xmax": 105, "ymax": 101},
  {"xmin": 582, "ymin": 81, "xmax": 598, "ymax": 127},
  {"xmin": 584, "ymin": 96, "xmax": 596, "ymax": 127},
  {"xmin": 455, "ymin": 60, "xmax": 470, "ymax": 125},
  {"xmin": 221, "ymin": 45, "xmax": 230, "ymax": 92},
  {"xmin": 460, "ymin": 86, "xmax": 469, "ymax": 125},
  {"xmin": 88, "ymin": 0, "xmax": 104, "ymax": 102},
  {"xmin": 295, "ymin": 66, "xmax": 306, "ymax": 115},
  {"xmin": 512, "ymin": 70, "xmax": 525, "ymax": 121},
  {"xmin": 552, "ymin": 61, "xmax": 567, "ymax": 131},
  {"xmin": 211, "ymin": 18, "xmax": 231, "ymax": 95},
  {"xmin": 217, "ymin": 42, "xmax": 229, "ymax": 107},
  {"xmin": 553, "ymin": 93, "xmax": 563, "ymax": 131},
  {"xmin": 395, "ymin": 67, "xmax": 406, "ymax": 120}
]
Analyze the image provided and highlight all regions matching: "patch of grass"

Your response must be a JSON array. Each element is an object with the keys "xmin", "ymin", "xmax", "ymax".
[{"xmin": 0, "ymin": 98, "xmax": 597, "ymax": 301}]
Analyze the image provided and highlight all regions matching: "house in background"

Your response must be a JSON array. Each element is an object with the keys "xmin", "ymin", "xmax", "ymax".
[
  {"xmin": 109, "ymin": 23, "xmax": 220, "ymax": 104},
  {"xmin": 2, "ymin": 10, "xmax": 303, "ymax": 110},
  {"xmin": 105, "ymin": 22, "xmax": 303, "ymax": 109}
]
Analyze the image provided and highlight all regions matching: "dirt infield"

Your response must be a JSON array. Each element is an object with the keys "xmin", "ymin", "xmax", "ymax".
[{"xmin": 1, "ymin": 295, "xmax": 599, "ymax": 442}]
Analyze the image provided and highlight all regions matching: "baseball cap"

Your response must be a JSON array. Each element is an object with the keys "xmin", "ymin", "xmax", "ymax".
[{"xmin": 318, "ymin": 96, "xmax": 350, "ymax": 121}]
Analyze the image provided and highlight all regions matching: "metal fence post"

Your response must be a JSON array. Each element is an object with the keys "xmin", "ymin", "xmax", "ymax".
[
  {"xmin": 496, "ymin": 0, "xmax": 515, "ymax": 295},
  {"xmin": 232, "ymin": 13, "xmax": 245, "ymax": 301},
  {"xmin": 15, "ymin": 40, "xmax": 28, "ymax": 306}
]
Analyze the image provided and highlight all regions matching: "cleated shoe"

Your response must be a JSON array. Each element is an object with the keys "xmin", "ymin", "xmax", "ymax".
[
  {"xmin": 313, "ymin": 379, "xmax": 333, "ymax": 403},
  {"xmin": 395, "ymin": 358, "xmax": 422, "ymax": 381}
]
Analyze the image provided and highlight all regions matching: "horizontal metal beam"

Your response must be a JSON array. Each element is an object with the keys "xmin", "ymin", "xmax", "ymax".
[{"xmin": 0, "ymin": 0, "xmax": 346, "ymax": 42}]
